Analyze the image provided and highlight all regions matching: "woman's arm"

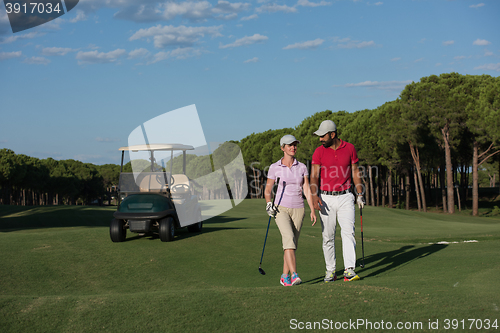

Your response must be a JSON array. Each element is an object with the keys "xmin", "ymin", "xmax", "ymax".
[{"xmin": 264, "ymin": 177, "xmax": 275, "ymax": 204}]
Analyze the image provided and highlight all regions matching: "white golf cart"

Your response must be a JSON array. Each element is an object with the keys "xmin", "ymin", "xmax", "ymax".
[{"xmin": 110, "ymin": 144, "xmax": 202, "ymax": 242}]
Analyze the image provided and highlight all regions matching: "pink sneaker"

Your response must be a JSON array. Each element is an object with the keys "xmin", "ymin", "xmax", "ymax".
[
  {"xmin": 291, "ymin": 272, "xmax": 301, "ymax": 285},
  {"xmin": 280, "ymin": 274, "xmax": 292, "ymax": 286}
]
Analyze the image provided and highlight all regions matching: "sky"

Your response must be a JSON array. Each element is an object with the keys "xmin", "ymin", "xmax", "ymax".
[{"xmin": 0, "ymin": 0, "xmax": 499, "ymax": 165}]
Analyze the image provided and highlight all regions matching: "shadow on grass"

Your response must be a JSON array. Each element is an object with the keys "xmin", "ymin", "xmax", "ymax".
[
  {"xmin": 122, "ymin": 225, "xmax": 244, "ymax": 242},
  {"xmin": 360, "ymin": 244, "xmax": 448, "ymax": 278},
  {"xmin": 303, "ymin": 244, "xmax": 448, "ymax": 284},
  {"xmin": 121, "ymin": 215, "xmax": 247, "ymax": 242},
  {"xmin": 0, "ymin": 205, "xmax": 247, "ymax": 236},
  {"xmin": 202, "ymin": 215, "xmax": 245, "ymax": 224},
  {"xmin": 0, "ymin": 206, "xmax": 114, "ymax": 231}
]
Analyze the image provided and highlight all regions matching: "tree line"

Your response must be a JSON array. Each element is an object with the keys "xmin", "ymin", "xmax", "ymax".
[
  {"xmin": 1, "ymin": 73, "xmax": 498, "ymax": 215},
  {"xmin": 239, "ymin": 73, "xmax": 499, "ymax": 216},
  {"xmin": 0, "ymin": 149, "xmax": 120, "ymax": 205}
]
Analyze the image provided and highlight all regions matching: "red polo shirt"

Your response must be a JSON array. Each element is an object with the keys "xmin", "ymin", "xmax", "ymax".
[{"xmin": 311, "ymin": 140, "xmax": 359, "ymax": 192}]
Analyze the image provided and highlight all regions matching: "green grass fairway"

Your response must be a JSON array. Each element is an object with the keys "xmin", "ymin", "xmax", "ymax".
[{"xmin": 1, "ymin": 201, "xmax": 500, "ymax": 332}]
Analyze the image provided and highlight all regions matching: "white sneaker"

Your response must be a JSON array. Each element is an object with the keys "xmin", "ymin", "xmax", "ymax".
[{"xmin": 324, "ymin": 271, "xmax": 336, "ymax": 282}]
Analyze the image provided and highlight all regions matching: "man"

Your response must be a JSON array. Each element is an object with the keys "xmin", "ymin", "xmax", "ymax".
[{"xmin": 310, "ymin": 120, "xmax": 365, "ymax": 282}]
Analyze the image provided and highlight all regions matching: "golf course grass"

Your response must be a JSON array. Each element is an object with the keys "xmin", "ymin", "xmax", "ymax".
[{"xmin": 1, "ymin": 200, "xmax": 499, "ymax": 332}]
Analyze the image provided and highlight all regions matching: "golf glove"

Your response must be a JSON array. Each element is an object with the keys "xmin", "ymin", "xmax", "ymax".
[
  {"xmin": 356, "ymin": 195, "xmax": 365, "ymax": 209},
  {"xmin": 266, "ymin": 202, "xmax": 277, "ymax": 217}
]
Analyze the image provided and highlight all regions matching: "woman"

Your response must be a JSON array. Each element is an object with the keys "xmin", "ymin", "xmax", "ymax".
[{"xmin": 264, "ymin": 134, "xmax": 317, "ymax": 286}]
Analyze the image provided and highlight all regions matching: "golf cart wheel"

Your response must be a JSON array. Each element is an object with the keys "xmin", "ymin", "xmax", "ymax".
[
  {"xmin": 188, "ymin": 210, "xmax": 203, "ymax": 233},
  {"xmin": 159, "ymin": 217, "xmax": 175, "ymax": 242},
  {"xmin": 110, "ymin": 218, "xmax": 127, "ymax": 242}
]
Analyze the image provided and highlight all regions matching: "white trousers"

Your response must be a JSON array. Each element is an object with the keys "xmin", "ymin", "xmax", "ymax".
[{"xmin": 319, "ymin": 192, "xmax": 356, "ymax": 272}]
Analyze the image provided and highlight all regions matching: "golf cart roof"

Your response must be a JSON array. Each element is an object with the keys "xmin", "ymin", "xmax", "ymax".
[{"xmin": 119, "ymin": 144, "xmax": 195, "ymax": 152}]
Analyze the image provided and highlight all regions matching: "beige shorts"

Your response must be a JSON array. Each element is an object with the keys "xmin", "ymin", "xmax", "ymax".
[{"xmin": 274, "ymin": 206, "xmax": 305, "ymax": 250}]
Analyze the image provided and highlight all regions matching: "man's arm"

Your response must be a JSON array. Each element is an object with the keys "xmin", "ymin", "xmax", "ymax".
[
  {"xmin": 310, "ymin": 164, "xmax": 323, "ymax": 211},
  {"xmin": 352, "ymin": 163, "xmax": 365, "ymax": 208},
  {"xmin": 303, "ymin": 176, "xmax": 317, "ymax": 226},
  {"xmin": 351, "ymin": 163, "xmax": 363, "ymax": 194}
]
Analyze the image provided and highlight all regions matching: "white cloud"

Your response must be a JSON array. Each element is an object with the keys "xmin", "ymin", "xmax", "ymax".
[
  {"xmin": 283, "ymin": 38, "xmax": 324, "ymax": 50},
  {"xmin": 148, "ymin": 47, "xmax": 202, "ymax": 64},
  {"xmin": 0, "ymin": 9, "xmax": 8, "ymax": 22},
  {"xmin": 0, "ymin": 51, "xmax": 22, "ymax": 61},
  {"xmin": 219, "ymin": 33, "xmax": 268, "ymax": 48},
  {"xmin": 158, "ymin": 1, "xmax": 250, "ymax": 21},
  {"xmin": 241, "ymin": 14, "xmax": 258, "ymax": 21},
  {"xmin": 391, "ymin": 57, "xmax": 401, "ymax": 62},
  {"xmin": 70, "ymin": 10, "xmax": 88, "ymax": 23},
  {"xmin": 219, "ymin": 13, "xmax": 238, "ymax": 20},
  {"xmin": 213, "ymin": 1, "xmax": 251, "ymax": 14},
  {"xmin": 23, "ymin": 56, "xmax": 50, "ymax": 65},
  {"xmin": 170, "ymin": 47, "xmax": 202, "ymax": 59},
  {"xmin": 332, "ymin": 37, "xmax": 350, "ymax": 43},
  {"xmin": 130, "ymin": 25, "xmax": 223, "ymax": 48},
  {"xmin": 473, "ymin": 39, "xmax": 491, "ymax": 46},
  {"xmin": 163, "ymin": 1, "xmax": 211, "ymax": 20},
  {"xmin": 76, "ymin": 49, "xmax": 127, "ymax": 65},
  {"xmin": 0, "ymin": 31, "xmax": 45, "ymax": 44},
  {"xmin": 296, "ymin": 0, "xmax": 331, "ymax": 7},
  {"xmin": 128, "ymin": 48, "xmax": 150, "ymax": 59},
  {"xmin": 331, "ymin": 37, "xmax": 379, "ymax": 49},
  {"xmin": 442, "ymin": 40, "xmax": 454, "ymax": 46},
  {"xmin": 244, "ymin": 57, "xmax": 259, "ymax": 63},
  {"xmin": 474, "ymin": 63, "xmax": 500, "ymax": 72},
  {"xmin": 71, "ymin": 0, "xmax": 250, "ymax": 23},
  {"xmin": 151, "ymin": 51, "xmax": 170, "ymax": 63},
  {"xmin": 41, "ymin": 47, "xmax": 77, "ymax": 56},
  {"xmin": 435, "ymin": 63, "xmax": 442, "ymax": 67},
  {"xmin": 338, "ymin": 40, "xmax": 376, "ymax": 49},
  {"xmin": 454, "ymin": 55, "xmax": 467, "ymax": 60},
  {"xmin": 470, "ymin": 3, "xmax": 485, "ymax": 9},
  {"xmin": 414, "ymin": 57, "xmax": 424, "ymax": 62},
  {"xmin": 256, "ymin": 4, "xmax": 297, "ymax": 13},
  {"xmin": 113, "ymin": 4, "xmax": 165, "ymax": 22},
  {"xmin": 484, "ymin": 50, "xmax": 493, "ymax": 56},
  {"xmin": 0, "ymin": 8, "xmax": 9, "ymax": 34},
  {"xmin": 335, "ymin": 80, "xmax": 412, "ymax": 91},
  {"xmin": 374, "ymin": 2, "xmax": 383, "ymax": 5}
]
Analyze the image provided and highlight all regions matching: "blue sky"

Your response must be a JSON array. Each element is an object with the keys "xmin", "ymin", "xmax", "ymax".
[{"xmin": 0, "ymin": 0, "xmax": 499, "ymax": 165}]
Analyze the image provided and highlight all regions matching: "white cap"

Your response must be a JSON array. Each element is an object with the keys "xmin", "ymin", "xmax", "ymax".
[
  {"xmin": 280, "ymin": 134, "xmax": 300, "ymax": 146},
  {"xmin": 313, "ymin": 120, "xmax": 337, "ymax": 136}
]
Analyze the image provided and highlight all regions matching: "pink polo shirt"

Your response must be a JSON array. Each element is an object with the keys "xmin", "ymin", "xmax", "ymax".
[
  {"xmin": 311, "ymin": 140, "xmax": 359, "ymax": 192},
  {"xmin": 267, "ymin": 158, "xmax": 308, "ymax": 208}
]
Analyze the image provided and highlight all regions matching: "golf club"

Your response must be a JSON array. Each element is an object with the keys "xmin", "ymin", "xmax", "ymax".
[
  {"xmin": 258, "ymin": 177, "xmax": 280, "ymax": 275},
  {"xmin": 360, "ymin": 207, "xmax": 365, "ymax": 268}
]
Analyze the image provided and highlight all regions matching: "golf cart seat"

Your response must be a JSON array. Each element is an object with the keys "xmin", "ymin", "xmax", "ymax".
[
  {"xmin": 139, "ymin": 173, "xmax": 168, "ymax": 193},
  {"xmin": 170, "ymin": 174, "xmax": 191, "ymax": 197}
]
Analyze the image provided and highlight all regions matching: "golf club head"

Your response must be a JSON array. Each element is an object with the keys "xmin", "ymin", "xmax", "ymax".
[{"xmin": 258, "ymin": 267, "xmax": 266, "ymax": 275}]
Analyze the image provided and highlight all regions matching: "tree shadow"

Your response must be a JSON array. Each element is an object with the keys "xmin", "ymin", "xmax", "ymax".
[
  {"xmin": 0, "ymin": 206, "xmax": 114, "ymax": 231},
  {"xmin": 0, "ymin": 205, "xmax": 246, "ymax": 236},
  {"xmin": 303, "ymin": 244, "xmax": 448, "ymax": 283}
]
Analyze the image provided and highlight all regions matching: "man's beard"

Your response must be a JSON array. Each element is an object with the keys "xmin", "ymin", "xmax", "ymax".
[{"xmin": 322, "ymin": 137, "xmax": 334, "ymax": 148}]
